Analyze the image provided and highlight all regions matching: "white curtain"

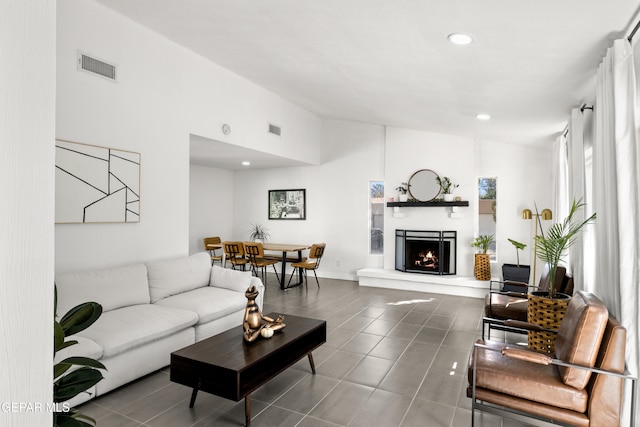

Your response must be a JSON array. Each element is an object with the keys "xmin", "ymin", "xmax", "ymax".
[{"xmin": 591, "ymin": 38, "xmax": 640, "ymax": 423}]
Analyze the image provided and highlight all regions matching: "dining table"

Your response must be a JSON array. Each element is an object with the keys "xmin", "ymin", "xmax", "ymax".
[{"xmin": 262, "ymin": 243, "xmax": 311, "ymax": 290}]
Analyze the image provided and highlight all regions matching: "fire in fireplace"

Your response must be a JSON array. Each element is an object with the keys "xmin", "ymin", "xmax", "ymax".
[{"xmin": 395, "ymin": 230, "xmax": 457, "ymax": 275}]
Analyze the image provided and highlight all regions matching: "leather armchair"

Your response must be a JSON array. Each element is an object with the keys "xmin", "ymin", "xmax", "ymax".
[
  {"xmin": 469, "ymin": 291, "xmax": 636, "ymax": 427},
  {"xmin": 483, "ymin": 265, "xmax": 569, "ymax": 339}
]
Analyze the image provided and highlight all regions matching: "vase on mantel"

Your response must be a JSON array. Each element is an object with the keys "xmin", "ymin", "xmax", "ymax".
[
  {"xmin": 443, "ymin": 194, "xmax": 454, "ymax": 202},
  {"xmin": 399, "ymin": 194, "xmax": 408, "ymax": 202}
]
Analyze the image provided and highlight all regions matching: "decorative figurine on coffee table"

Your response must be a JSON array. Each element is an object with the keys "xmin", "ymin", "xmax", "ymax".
[{"xmin": 243, "ymin": 285, "xmax": 285, "ymax": 342}]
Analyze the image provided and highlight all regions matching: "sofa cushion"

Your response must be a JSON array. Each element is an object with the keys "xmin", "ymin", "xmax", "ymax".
[
  {"xmin": 209, "ymin": 265, "xmax": 252, "ymax": 292},
  {"xmin": 555, "ymin": 291, "xmax": 608, "ymax": 389},
  {"xmin": 155, "ymin": 287, "xmax": 246, "ymax": 324},
  {"xmin": 77, "ymin": 304, "xmax": 198, "ymax": 358},
  {"xmin": 55, "ymin": 263, "xmax": 150, "ymax": 315},
  {"xmin": 146, "ymin": 252, "xmax": 211, "ymax": 303}
]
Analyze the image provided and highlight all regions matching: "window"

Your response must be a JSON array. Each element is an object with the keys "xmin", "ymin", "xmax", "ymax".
[
  {"xmin": 478, "ymin": 177, "xmax": 497, "ymax": 260},
  {"xmin": 369, "ymin": 181, "xmax": 384, "ymax": 254}
]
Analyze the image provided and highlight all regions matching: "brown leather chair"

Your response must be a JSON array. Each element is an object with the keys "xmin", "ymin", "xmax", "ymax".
[
  {"xmin": 483, "ymin": 265, "xmax": 569, "ymax": 339},
  {"xmin": 469, "ymin": 291, "xmax": 636, "ymax": 427},
  {"xmin": 243, "ymin": 241, "xmax": 280, "ymax": 286},
  {"xmin": 203, "ymin": 236, "xmax": 223, "ymax": 265}
]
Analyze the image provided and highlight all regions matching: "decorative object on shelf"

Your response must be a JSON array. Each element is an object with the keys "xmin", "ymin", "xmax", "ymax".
[
  {"xmin": 243, "ymin": 286, "xmax": 285, "ymax": 342},
  {"xmin": 248, "ymin": 223, "xmax": 270, "ymax": 242},
  {"xmin": 395, "ymin": 182, "xmax": 409, "ymax": 202},
  {"xmin": 522, "ymin": 205, "xmax": 552, "ymax": 284},
  {"xmin": 54, "ymin": 286, "xmax": 106, "ymax": 427},
  {"xmin": 407, "ymin": 169, "xmax": 441, "ymax": 201},
  {"xmin": 527, "ymin": 199, "xmax": 596, "ymax": 353},
  {"xmin": 471, "ymin": 234, "xmax": 494, "ymax": 280},
  {"xmin": 502, "ymin": 238, "xmax": 530, "ymax": 289},
  {"xmin": 436, "ymin": 176, "xmax": 459, "ymax": 202},
  {"xmin": 386, "ymin": 200, "xmax": 469, "ymax": 207},
  {"xmin": 268, "ymin": 189, "xmax": 306, "ymax": 220},
  {"xmin": 55, "ymin": 139, "xmax": 141, "ymax": 224}
]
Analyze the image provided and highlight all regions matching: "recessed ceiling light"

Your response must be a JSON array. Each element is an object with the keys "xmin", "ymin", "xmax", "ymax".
[
  {"xmin": 448, "ymin": 33, "xmax": 473, "ymax": 45},
  {"xmin": 241, "ymin": 161, "xmax": 251, "ymax": 166},
  {"xmin": 476, "ymin": 113, "xmax": 491, "ymax": 121}
]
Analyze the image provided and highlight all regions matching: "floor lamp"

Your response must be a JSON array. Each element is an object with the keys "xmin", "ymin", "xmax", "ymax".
[{"xmin": 522, "ymin": 207, "xmax": 552, "ymax": 284}]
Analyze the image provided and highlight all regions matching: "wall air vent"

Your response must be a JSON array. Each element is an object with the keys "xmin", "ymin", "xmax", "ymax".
[
  {"xmin": 268, "ymin": 123, "xmax": 281, "ymax": 136},
  {"xmin": 77, "ymin": 52, "xmax": 117, "ymax": 82}
]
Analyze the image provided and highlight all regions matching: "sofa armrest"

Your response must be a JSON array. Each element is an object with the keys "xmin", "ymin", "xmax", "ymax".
[
  {"xmin": 473, "ymin": 340, "xmax": 634, "ymax": 379},
  {"xmin": 501, "ymin": 347, "xmax": 553, "ymax": 365}
]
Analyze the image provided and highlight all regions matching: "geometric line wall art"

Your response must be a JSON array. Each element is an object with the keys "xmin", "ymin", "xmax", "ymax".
[{"xmin": 55, "ymin": 139, "xmax": 141, "ymax": 223}]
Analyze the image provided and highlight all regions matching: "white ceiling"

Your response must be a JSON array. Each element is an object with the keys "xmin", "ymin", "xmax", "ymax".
[{"xmin": 97, "ymin": 0, "xmax": 640, "ymax": 168}]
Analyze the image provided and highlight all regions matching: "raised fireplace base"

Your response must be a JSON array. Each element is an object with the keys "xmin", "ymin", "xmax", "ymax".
[{"xmin": 356, "ymin": 268, "xmax": 493, "ymax": 299}]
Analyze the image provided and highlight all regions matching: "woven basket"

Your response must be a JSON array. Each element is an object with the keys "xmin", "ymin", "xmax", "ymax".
[
  {"xmin": 527, "ymin": 292, "xmax": 571, "ymax": 354},
  {"xmin": 474, "ymin": 253, "xmax": 491, "ymax": 280}
]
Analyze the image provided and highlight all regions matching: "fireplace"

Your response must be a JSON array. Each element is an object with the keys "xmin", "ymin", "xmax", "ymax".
[{"xmin": 395, "ymin": 230, "xmax": 457, "ymax": 275}]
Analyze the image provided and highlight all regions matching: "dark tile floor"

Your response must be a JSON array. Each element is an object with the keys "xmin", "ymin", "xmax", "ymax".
[{"xmin": 78, "ymin": 276, "xmax": 549, "ymax": 427}]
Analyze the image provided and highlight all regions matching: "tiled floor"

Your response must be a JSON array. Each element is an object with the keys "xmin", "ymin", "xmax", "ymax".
[{"xmin": 78, "ymin": 276, "xmax": 549, "ymax": 427}]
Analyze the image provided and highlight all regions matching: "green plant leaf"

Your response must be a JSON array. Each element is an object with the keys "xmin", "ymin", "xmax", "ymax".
[
  {"xmin": 507, "ymin": 238, "xmax": 526, "ymax": 250},
  {"xmin": 54, "ymin": 362, "xmax": 72, "ymax": 380},
  {"xmin": 54, "ymin": 357, "xmax": 105, "ymax": 380},
  {"xmin": 54, "ymin": 321, "xmax": 65, "ymax": 354},
  {"xmin": 54, "ymin": 411, "xmax": 96, "ymax": 427},
  {"xmin": 60, "ymin": 357, "xmax": 106, "ymax": 371},
  {"xmin": 53, "ymin": 367, "xmax": 104, "ymax": 403},
  {"xmin": 60, "ymin": 302, "xmax": 102, "ymax": 336}
]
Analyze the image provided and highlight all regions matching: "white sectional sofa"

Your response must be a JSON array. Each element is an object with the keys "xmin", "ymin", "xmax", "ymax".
[{"xmin": 54, "ymin": 252, "xmax": 264, "ymax": 406}]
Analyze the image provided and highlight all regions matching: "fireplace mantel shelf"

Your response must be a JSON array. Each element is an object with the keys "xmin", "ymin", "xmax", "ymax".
[{"xmin": 386, "ymin": 201, "xmax": 469, "ymax": 207}]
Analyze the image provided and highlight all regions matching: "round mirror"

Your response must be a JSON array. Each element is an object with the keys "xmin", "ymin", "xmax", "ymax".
[{"xmin": 408, "ymin": 169, "xmax": 441, "ymax": 202}]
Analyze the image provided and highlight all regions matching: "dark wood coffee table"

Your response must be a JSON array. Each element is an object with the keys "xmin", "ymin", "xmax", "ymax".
[{"xmin": 170, "ymin": 314, "xmax": 326, "ymax": 426}]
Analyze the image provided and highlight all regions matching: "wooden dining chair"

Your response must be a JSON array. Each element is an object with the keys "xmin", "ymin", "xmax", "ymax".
[
  {"xmin": 203, "ymin": 236, "xmax": 223, "ymax": 265},
  {"xmin": 222, "ymin": 241, "xmax": 248, "ymax": 271},
  {"xmin": 244, "ymin": 242, "xmax": 280, "ymax": 286},
  {"xmin": 287, "ymin": 243, "xmax": 326, "ymax": 288}
]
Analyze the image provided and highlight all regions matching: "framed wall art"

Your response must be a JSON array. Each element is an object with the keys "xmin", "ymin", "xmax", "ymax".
[
  {"xmin": 268, "ymin": 189, "xmax": 306, "ymax": 220},
  {"xmin": 55, "ymin": 139, "xmax": 141, "ymax": 223}
]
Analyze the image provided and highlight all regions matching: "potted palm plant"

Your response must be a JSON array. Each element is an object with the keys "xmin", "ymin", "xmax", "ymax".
[
  {"xmin": 502, "ymin": 238, "xmax": 530, "ymax": 288},
  {"xmin": 528, "ymin": 199, "xmax": 596, "ymax": 353},
  {"xmin": 471, "ymin": 234, "xmax": 494, "ymax": 280}
]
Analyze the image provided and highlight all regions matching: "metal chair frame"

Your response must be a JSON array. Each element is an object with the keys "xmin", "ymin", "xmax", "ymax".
[
  {"xmin": 223, "ymin": 241, "xmax": 248, "ymax": 271},
  {"xmin": 244, "ymin": 242, "xmax": 280, "ymax": 286},
  {"xmin": 287, "ymin": 243, "xmax": 325, "ymax": 288}
]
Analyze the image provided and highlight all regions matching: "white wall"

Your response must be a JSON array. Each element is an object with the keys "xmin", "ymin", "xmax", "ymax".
[
  {"xmin": 384, "ymin": 127, "xmax": 477, "ymax": 276},
  {"xmin": 476, "ymin": 139, "xmax": 554, "ymax": 283},
  {"xmin": 228, "ymin": 120, "xmax": 386, "ymax": 280},
  {"xmin": 383, "ymin": 127, "xmax": 553, "ymax": 279},
  {"xmin": 189, "ymin": 164, "xmax": 235, "ymax": 255},
  {"xmin": 56, "ymin": 0, "xmax": 322, "ymax": 272},
  {"xmin": 1, "ymin": 0, "xmax": 55, "ymax": 424},
  {"xmin": 189, "ymin": 121, "xmax": 553, "ymax": 282}
]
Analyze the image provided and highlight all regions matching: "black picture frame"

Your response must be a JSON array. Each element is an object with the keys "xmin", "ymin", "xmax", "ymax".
[{"xmin": 268, "ymin": 189, "xmax": 306, "ymax": 220}]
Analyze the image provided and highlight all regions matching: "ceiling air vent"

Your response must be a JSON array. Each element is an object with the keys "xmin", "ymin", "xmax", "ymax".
[
  {"xmin": 268, "ymin": 123, "xmax": 281, "ymax": 136},
  {"xmin": 77, "ymin": 52, "xmax": 117, "ymax": 82}
]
